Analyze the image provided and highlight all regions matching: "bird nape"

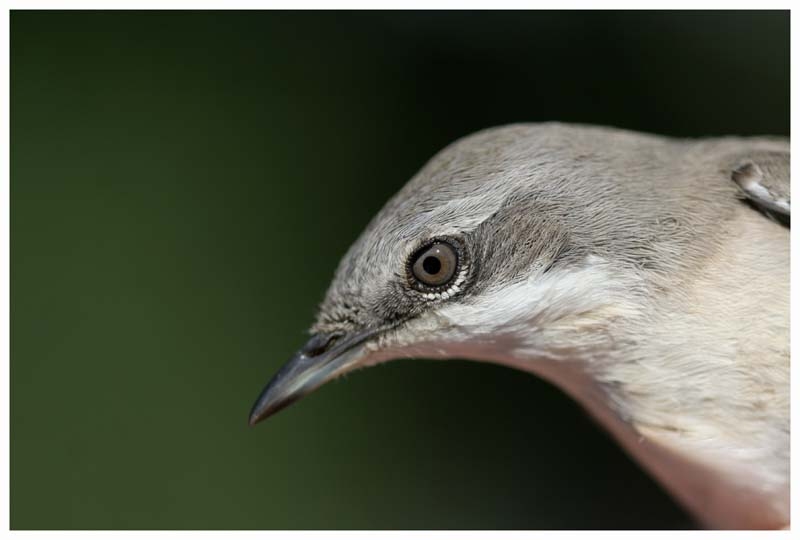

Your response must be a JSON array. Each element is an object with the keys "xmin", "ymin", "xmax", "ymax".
[{"xmin": 249, "ymin": 123, "xmax": 789, "ymax": 530}]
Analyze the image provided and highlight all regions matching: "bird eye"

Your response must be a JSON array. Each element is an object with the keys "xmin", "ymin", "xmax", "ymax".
[{"xmin": 410, "ymin": 241, "xmax": 458, "ymax": 288}]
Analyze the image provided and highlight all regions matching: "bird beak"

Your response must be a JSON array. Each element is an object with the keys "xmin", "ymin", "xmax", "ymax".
[{"xmin": 248, "ymin": 329, "xmax": 377, "ymax": 426}]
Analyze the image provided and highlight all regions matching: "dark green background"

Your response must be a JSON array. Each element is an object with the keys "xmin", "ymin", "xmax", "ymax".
[{"xmin": 11, "ymin": 11, "xmax": 789, "ymax": 529}]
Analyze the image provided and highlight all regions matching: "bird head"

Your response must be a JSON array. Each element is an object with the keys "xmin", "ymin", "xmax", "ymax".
[
  {"xmin": 248, "ymin": 123, "xmax": 711, "ymax": 425},
  {"xmin": 246, "ymin": 122, "xmax": 793, "ymax": 530}
]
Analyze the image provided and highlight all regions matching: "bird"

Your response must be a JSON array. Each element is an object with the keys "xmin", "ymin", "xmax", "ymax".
[{"xmin": 248, "ymin": 123, "xmax": 789, "ymax": 529}]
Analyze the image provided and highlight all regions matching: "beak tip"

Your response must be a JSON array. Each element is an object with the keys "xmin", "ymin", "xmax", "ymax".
[
  {"xmin": 248, "ymin": 386, "xmax": 301, "ymax": 427},
  {"xmin": 248, "ymin": 397, "xmax": 273, "ymax": 427}
]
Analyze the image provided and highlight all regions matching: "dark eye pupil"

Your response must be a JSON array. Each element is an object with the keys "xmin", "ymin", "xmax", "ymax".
[{"xmin": 422, "ymin": 256, "xmax": 441, "ymax": 275}]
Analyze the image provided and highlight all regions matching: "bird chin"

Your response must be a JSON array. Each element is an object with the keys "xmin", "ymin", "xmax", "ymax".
[{"xmin": 356, "ymin": 336, "xmax": 532, "ymax": 370}]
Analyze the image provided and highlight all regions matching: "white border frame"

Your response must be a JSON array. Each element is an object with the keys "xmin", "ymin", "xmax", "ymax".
[{"xmin": 0, "ymin": 4, "xmax": 794, "ymax": 538}]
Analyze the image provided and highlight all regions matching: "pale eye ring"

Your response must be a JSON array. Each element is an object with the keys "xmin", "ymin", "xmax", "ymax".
[{"xmin": 410, "ymin": 241, "xmax": 459, "ymax": 288}]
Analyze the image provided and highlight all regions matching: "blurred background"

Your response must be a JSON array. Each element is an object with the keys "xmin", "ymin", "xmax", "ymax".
[{"xmin": 11, "ymin": 10, "xmax": 789, "ymax": 530}]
